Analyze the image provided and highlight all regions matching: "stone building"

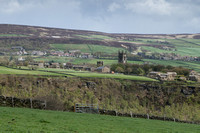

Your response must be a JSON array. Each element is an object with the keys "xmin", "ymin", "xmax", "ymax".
[
  {"xmin": 97, "ymin": 61, "xmax": 104, "ymax": 67},
  {"xmin": 189, "ymin": 70, "xmax": 200, "ymax": 82},
  {"xmin": 96, "ymin": 66, "xmax": 110, "ymax": 73},
  {"xmin": 118, "ymin": 51, "xmax": 127, "ymax": 64},
  {"xmin": 148, "ymin": 71, "xmax": 177, "ymax": 81}
]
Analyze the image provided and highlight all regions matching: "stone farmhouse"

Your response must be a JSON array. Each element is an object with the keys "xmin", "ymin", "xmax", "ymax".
[
  {"xmin": 189, "ymin": 70, "xmax": 200, "ymax": 82},
  {"xmin": 148, "ymin": 71, "xmax": 177, "ymax": 81},
  {"xmin": 95, "ymin": 66, "xmax": 110, "ymax": 73}
]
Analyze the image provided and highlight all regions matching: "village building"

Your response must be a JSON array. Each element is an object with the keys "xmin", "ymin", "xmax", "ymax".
[
  {"xmin": 95, "ymin": 66, "xmax": 110, "ymax": 73},
  {"xmin": 97, "ymin": 61, "xmax": 104, "ymax": 67},
  {"xmin": 64, "ymin": 62, "xmax": 73, "ymax": 69},
  {"xmin": 189, "ymin": 75, "xmax": 200, "ymax": 82},
  {"xmin": 189, "ymin": 70, "xmax": 198, "ymax": 76},
  {"xmin": 29, "ymin": 62, "xmax": 44, "ymax": 68},
  {"xmin": 148, "ymin": 71, "xmax": 177, "ymax": 81},
  {"xmin": 31, "ymin": 51, "xmax": 46, "ymax": 56},
  {"xmin": 50, "ymin": 63, "xmax": 60, "ymax": 68},
  {"xmin": 81, "ymin": 53, "xmax": 93, "ymax": 59},
  {"xmin": 68, "ymin": 50, "xmax": 80, "ymax": 53},
  {"xmin": 188, "ymin": 70, "xmax": 200, "ymax": 82},
  {"xmin": 38, "ymin": 63, "xmax": 44, "ymax": 68},
  {"xmin": 72, "ymin": 65, "xmax": 95, "ymax": 71},
  {"xmin": 44, "ymin": 63, "xmax": 50, "ymax": 68},
  {"xmin": 18, "ymin": 57, "xmax": 25, "ymax": 61},
  {"xmin": 148, "ymin": 72, "xmax": 161, "ymax": 79},
  {"xmin": 179, "ymin": 76, "xmax": 187, "ymax": 81}
]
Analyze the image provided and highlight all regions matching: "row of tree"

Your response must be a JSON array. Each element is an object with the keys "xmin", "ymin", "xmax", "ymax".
[{"xmin": 111, "ymin": 63, "xmax": 191, "ymax": 76}]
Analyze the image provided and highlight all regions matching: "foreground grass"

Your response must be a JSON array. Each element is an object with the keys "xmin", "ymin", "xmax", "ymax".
[{"xmin": 0, "ymin": 107, "xmax": 199, "ymax": 133}]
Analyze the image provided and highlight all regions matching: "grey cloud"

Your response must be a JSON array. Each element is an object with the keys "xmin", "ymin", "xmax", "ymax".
[{"xmin": 0, "ymin": 0, "xmax": 199, "ymax": 33}]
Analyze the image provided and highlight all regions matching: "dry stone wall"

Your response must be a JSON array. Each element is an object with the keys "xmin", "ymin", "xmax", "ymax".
[{"xmin": 0, "ymin": 95, "xmax": 46, "ymax": 109}]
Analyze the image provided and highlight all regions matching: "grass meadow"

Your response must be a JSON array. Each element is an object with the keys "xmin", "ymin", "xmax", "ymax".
[
  {"xmin": 0, "ymin": 34, "xmax": 27, "ymax": 37},
  {"xmin": 139, "ymin": 38, "xmax": 200, "ymax": 57},
  {"xmin": 75, "ymin": 34, "xmax": 114, "ymax": 40},
  {"xmin": 0, "ymin": 66, "xmax": 62, "ymax": 76},
  {"xmin": 34, "ymin": 56, "xmax": 143, "ymax": 65},
  {"xmin": 0, "ymin": 66, "xmax": 156, "ymax": 81},
  {"xmin": 144, "ymin": 59, "xmax": 200, "ymax": 72},
  {"xmin": 50, "ymin": 43, "xmax": 124, "ymax": 54},
  {"xmin": 65, "ymin": 71, "xmax": 157, "ymax": 81},
  {"xmin": 0, "ymin": 107, "xmax": 199, "ymax": 133}
]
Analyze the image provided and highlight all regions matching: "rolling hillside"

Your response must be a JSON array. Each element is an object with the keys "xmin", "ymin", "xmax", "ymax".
[
  {"xmin": 0, "ymin": 24, "xmax": 200, "ymax": 53},
  {"xmin": 1, "ymin": 24, "xmax": 200, "ymax": 71}
]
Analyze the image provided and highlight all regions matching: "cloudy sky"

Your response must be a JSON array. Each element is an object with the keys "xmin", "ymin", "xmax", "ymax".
[{"xmin": 0, "ymin": 0, "xmax": 200, "ymax": 34}]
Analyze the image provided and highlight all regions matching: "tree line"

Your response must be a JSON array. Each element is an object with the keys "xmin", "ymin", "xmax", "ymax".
[{"xmin": 111, "ymin": 63, "xmax": 190, "ymax": 76}]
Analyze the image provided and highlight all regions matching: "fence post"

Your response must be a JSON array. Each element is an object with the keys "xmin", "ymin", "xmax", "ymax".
[
  {"xmin": 164, "ymin": 114, "xmax": 166, "ymax": 121},
  {"xmin": 12, "ymin": 96, "xmax": 14, "ymax": 107},
  {"xmin": 115, "ymin": 110, "xmax": 118, "ymax": 116},
  {"xmin": 173, "ymin": 118, "xmax": 175, "ymax": 122},
  {"xmin": 130, "ymin": 111, "xmax": 132, "ymax": 118},
  {"xmin": 44, "ymin": 100, "xmax": 47, "ymax": 109},
  {"xmin": 147, "ymin": 114, "xmax": 149, "ymax": 119},
  {"xmin": 74, "ymin": 103, "xmax": 76, "ymax": 112},
  {"xmin": 30, "ymin": 98, "xmax": 32, "ymax": 109}
]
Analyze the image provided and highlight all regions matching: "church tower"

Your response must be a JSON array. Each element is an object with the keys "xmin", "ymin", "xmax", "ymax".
[{"xmin": 118, "ymin": 50, "xmax": 127, "ymax": 64}]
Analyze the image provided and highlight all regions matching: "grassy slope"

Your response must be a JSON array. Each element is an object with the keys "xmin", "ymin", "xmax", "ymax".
[
  {"xmin": 0, "ymin": 107, "xmax": 199, "ymax": 133},
  {"xmin": 50, "ymin": 44, "xmax": 124, "ymax": 54},
  {"xmin": 0, "ymin": 66, "xmax": 156, "ymax": 81},
  {"xmin": 66, "ymin": 71, "xmax": 157, "ymax": 81},
  {"xmin": 0, "ymin": 34, "xmax": 27, "ymax": 37},
  {"xmin": 75, "ymin": 34, "xmax": 114, "ymax": 40},
  {"xmin": 0, "ymin": 66, "xmax": 62, "ymax": 76},
  {"xmin": 36, "ymin": 67, "xmax": 157, "ymax": 81},
  {"xmin": 144, "ymin": 59, "xmax": 200, "ymax": 72},
  {"xmin": 140, "ymin": 38, "xmax": 200, "ymax": 57}
]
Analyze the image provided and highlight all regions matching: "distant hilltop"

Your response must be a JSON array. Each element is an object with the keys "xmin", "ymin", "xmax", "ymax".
[{"xmin": 0, "ymin": 24, "xmax": 200, "ymax": 39}]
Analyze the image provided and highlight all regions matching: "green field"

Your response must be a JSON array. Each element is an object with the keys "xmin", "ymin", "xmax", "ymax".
[
  {"xmin": 0, "ymin": 34, "xmax": 27, "ymax": 37},
  {"xmin": 50, "ymin": 44, "xmax": 124, "ymax": 54},
  {"xmin": 144, "ymin": 59, "xmax": 200, "ymax": 72},
  {"xmin": 0, "ymin": 66, "xmax": 62, "ymax": 76},
  {"xmin": 65, "ymin": 71, "xmax": 157, "ymax": 81},
  {"xmin": 0, "ymin": 66, "xmax": 156, "ymax": 81},
  {"xmin": 0, "ymin": 107, "xmax": 199, "ymax": 133},
  {"xmin": 38, "ymin": 67, "xmax": 156, "ymax": 81},
  {"xmin": 139, "ymin": 38, "xmax": 200, "ymax": 57},
  {"xmin": 75, "ymin": 34, "xmax": 114, "ymax": 40},
  {"xmin": 34, "ymin": 56, "xmax": 143, "ymax": 65}
]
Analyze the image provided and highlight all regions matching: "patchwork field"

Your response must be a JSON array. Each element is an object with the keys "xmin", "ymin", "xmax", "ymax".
[
  {"xmin": 0, "ymin": 34, "xmax": 27, "ymax": 37},
  {"xmin": 34, "ymin": 56, "xmax": 143, "ymax": 65},
  {"xmin": 139, "ymin": 38, "xmax": 200, "ymax": 57},
  {"xmin": 0, "ymin": 107, "xmax": 199, "ymax": 133},
  {"xmin": 50, "ymin": 44, "xmax": 125, "ymax": 54},
  {"xmin": 75, "ymin": 34, "xmax": 114, "ymax": 40},
  {"xmin": 33, "ymin": 56, "xmax": 200, "ymax": 72},
  {"xmin": 144, "ymin": 59, "xmax": 200, "ymax": 72}
]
